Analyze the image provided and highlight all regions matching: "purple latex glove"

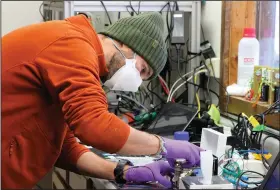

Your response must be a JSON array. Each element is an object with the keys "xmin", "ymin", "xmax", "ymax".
[
  {"xmin": 125, "ymin": 160, "xmax": 173, "ymax": 188},
  {"xmin": 162, "ymin": 138, "xmax": 204, "ymax": 168}
]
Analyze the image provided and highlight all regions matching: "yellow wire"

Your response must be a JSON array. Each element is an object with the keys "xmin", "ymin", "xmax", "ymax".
[{"xmin": 194, "ymin": 75, "xmax": 201, "ymax": 118}]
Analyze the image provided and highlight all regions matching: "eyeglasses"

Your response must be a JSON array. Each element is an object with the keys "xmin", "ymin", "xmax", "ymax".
[{"xmin": 109, "ymin": 38, "xmax": 136, "ymax": 60}]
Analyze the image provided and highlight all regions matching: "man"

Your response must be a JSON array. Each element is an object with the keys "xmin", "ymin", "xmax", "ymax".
[{"xmin": 2, "ymin": 12, "xmax": 202, "ymax": 188}]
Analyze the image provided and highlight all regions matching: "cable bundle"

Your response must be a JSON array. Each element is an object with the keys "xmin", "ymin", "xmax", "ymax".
[
  {"xmin": 220, "ymin": 152, "xmax": 265, "ymax": 189},
  {"xmin": 232, "ymin": 114, "xmax": 254, "ymax": 152}
]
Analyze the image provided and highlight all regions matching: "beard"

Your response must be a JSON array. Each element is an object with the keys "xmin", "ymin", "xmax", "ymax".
[{"xmin": 105, "ymin": 52, "xmax": 126, "ymax": 80}]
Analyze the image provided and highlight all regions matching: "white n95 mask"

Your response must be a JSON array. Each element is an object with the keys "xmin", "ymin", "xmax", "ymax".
[{"xmin": 104, "ymin": 39, "xmax": 142, "ymax": 92}]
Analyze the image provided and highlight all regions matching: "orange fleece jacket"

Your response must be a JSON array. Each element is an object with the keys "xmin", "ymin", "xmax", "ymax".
[{"xmin": 1, "ymin": 15, "xmax": 130, "ymax": 188}]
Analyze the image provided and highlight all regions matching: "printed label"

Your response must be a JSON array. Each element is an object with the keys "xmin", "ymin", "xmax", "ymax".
[{"xmin": 244, "ymin": 58, "xmax": 255, "ymax": 65}]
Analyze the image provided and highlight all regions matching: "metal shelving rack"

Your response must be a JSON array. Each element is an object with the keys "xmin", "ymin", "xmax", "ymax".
[{"xmin": 63, "ymin": 1, "xmax": 201, "ymax": 104}]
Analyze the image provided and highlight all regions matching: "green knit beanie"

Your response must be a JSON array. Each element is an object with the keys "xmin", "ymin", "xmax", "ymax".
[{"xmin": 99, "ymin": 12, "xmax": 167, "ymax": 79}]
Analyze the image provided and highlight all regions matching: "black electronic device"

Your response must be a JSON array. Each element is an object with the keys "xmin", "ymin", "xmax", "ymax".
[
  {"xmin": 200, "ymin": 41, "xmax": 216, "ymax": 59},
  {"xmin": 258, "ymin": 152, "xmax": 280, "ymax": 190},
  {"xmin": 144, "ymin": 102, "xmax": 197, "ymax": 136},
  {"xmin": 171, "ymin": 11, "xmax": 190, "ymax": 44}
]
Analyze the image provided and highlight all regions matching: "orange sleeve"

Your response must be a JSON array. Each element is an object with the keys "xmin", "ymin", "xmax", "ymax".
[
  {"xmin": 55, "ymin": 128, "xmax": 90, "ymax": 172},
  {"xmin": 35, "ymin": 32, "xmax": 130, "ymax": 153}
]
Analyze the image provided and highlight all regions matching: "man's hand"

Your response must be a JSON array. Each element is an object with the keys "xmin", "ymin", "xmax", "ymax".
[
  {"xmin": 124, "ymin": 161, "xmax": 173, "ymax": 188},
  {"xmin": 162, "ymin": 138, "xmax": 204, "ymax": 168},
  {"xmin": 117, "ymin": 128, "xmax": 203, "ymax": 168}
]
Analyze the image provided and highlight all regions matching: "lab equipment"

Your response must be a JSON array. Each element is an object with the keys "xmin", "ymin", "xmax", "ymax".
[
  {"xmin": 145, "ymin": 102, "xmax": 197, "ymax": 136},
  {"xmin": 237, "ymin": 28, "xmax": 260, "ymax": 87},
  {"xmin": 171, "ymin": 11, "xmax": 190, "ymax": 44},
  {"xmin": 174, "ymin": 131, "xmax": 190, "ymax": 141},
  {"xmin": 172, "ymin": 159, "xmax": 186, "ymax": 188},
  {"xmin": 200, "ymin": 128, "xmax": 227, "ymax": 160}
]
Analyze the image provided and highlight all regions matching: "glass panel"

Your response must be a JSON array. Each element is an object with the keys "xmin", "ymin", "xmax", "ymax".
[
  {"xmin": 274, "ymin": 1, "xmax": 279, "ymax": 68},
  {"xmin": 258, "ymin": 1, "xmax": 279, "ymax": 68}
]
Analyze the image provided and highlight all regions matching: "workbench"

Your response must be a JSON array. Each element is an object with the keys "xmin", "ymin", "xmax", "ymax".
[{"xmin": 37, "ymin": 147, "xmax": 157, "ymax": 189}]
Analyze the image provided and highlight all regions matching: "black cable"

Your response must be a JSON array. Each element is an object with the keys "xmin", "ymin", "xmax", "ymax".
[
  {"xmin": 126, "ymin": 6, "xmax": 133, "ymax": 16},
  {"xmin": 201, "ymin": 24, "xmax": 206, "ymax": 42},
  {"xmin": 39, "ymin": 2, "xmax": 46, "ymax": 21},
  {"xmin": 117, "ymin": 102, "xmax": 135, "ymax": 122},
  {"xmin": 209, "ymin": 58, "xmax": 235, "ymax": 127},
  {"xmin": 129, "ymin": 1, "xmax": 138, "ymax": 15},
  {"xmin": 137, "ymin": 1, "xmax": 141, "ymax": 14},
  {"xmin": 175, "ymin": 1, "xmax": 179, "ymax": 11},
  {"xmin": 159, "ymin": 2, "xmax": 169, "ymax": 13},
  {"xmin": 232, "ymin": 114, "xmax": 252, "ymax": 151},
  {"xmin": 40, "ymin": 1, "xmax": 54, "ymax": 22},
  {"xmin": 254, "ymin": 114, "xmax": 265, "ymax": 125},
  {"xmin": 186, "ymin": 81, "xmax": 219, "ymax": 107},
  {"xmin": 192, "ymin": 66, "xmax": 200, "ymax": 108},
  {"xmin": 263, "ymin": 100, "xmax": 280, "ymax": 115},
  {"xmin": 175, "ymin": 44, "xmax": 186, "ymax": 83},
  {"xmin": 118, "ymin": 12, "xmax": 121, "ymax": 20},
  {"xmin": 100, "ymin": 1, "xmax": 112, "ymax": 25},
  {"xmin": 201, "ymin": 61, "xmax": 212, "ymax": 106},
  {"xmin": 139, "ymin": 88, "xmax": 152, "ymax": 105},
  {"xmin": 236, "ymin": 170, "xmax": 264, "ymax": 189},
  {"xmin": 117, "ymin": 96, "xmax": 142, "ymax": 113},
  {"xmin": 147, "ymin": 80, "xmax": 166, "ymax": 103},
  {"xmin": 261, "ymin": 135, "xmax": 280, "ymax": 170},
  {"xmin": 165, "ymin": 2, "xmax": 176, "ymax": 43}
]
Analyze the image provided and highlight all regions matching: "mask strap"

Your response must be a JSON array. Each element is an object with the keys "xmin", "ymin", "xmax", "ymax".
[{"xmin": 109, "ymin": 38, "xmax": 126, "ymax": 59}]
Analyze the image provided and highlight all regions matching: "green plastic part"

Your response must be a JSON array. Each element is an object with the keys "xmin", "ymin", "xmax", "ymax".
[
  {"xmin": 207, "ymin": 104, "xmax": 221, "ymax": 126},
  {"xmin": 252, "ymin": 124, "xmax": 266, "ymax": 131},
  {"xmin": 134, "ymin": 112, "xmax": 157, "ymax": 122}
]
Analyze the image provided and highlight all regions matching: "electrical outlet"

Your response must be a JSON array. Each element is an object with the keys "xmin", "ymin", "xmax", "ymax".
[{"xmin": 205, "ymin": 58, "xmax": 220, "ymax": 78}]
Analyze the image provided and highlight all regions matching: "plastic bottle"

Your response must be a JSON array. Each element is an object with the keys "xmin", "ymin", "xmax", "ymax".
[{"xmin": 237, "ymin": 28, "xmax": 260, "ymax": 87}]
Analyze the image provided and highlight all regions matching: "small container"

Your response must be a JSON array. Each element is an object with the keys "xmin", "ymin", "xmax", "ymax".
[
  {"xmin": 200, "ymin": 150, "xmax": 213, "ymax": 185},
  {"xmin": 260, "ymin": 84, "xmax": 269, "ymax": 101},
  {"xmin": 237, "ymin": 28, "xmax": 260, "ymax": 87},
  {"xmin": 174, "ymin": 131, "xmax": 190, "ymax": 141}
]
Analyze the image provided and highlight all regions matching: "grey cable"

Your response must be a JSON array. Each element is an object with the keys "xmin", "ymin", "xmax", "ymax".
[{"xmin": 115, "ymin": 93, "xmax": 149, "ymax": 112}]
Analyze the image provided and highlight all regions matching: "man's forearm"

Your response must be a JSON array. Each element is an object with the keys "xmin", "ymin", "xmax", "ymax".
[
  {"xmin": 117, "ymin": 127, "xmax": 161, "ymax": 156},
  {"xmin": 76, "ymin": 152, "xmax": 117, "ymax": 180},
  {"xmin": 77, "ymin": 151, "xmax": 130, "ymax": 180}
]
